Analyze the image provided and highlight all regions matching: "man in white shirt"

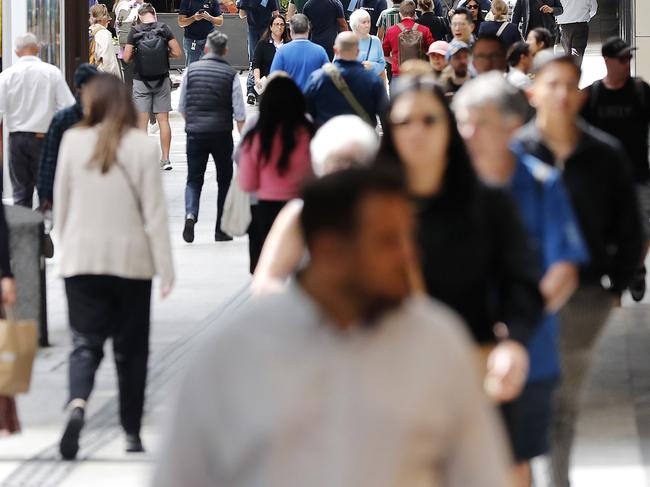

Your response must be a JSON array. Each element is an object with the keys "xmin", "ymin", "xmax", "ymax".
[
  {"xmin": 153, "ymin": 167, "xmax": 514, "ymax": 487},
  {"xmin": 0, "ymin": 33, "xmax": 75, "ymax": 208},
  {"xmin": 506, "ymin": 40, "xmax": 533, "ymax": 89},
  {"xmin": 556, "ymin": 0, "xmax": 597, "ymax": 66}
]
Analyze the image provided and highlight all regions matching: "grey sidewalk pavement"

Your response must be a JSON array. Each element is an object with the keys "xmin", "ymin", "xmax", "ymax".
[{"xmin": 0, "ymin": 56, "xmax": 649, "ymax": 486}]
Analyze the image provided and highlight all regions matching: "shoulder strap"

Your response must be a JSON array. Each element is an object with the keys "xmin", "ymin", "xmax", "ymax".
[
  {"xmin": 115, "ymin": 163, "xmax": 145, "ymax": 224},
  {"xmin": 589, "ymin": 79, "xmax": 601, "ymax": 113},
  {"xmin": 364, "ymin": 38, "xmax": 373, "ymax": 60},
  {"xmin": 496, "ymin": 21, "xmax": 508, "ymax": 37},
  {"xmin": 322, "ymin": 64, "xmax": 374, "ymax": 125},
  {"xmin": 634, "ymin": 78, "xmax": 647, "ymax": 113},
  {"xmin": 397, "ymin": 22, "xmax": 406, "ymax": 31}
]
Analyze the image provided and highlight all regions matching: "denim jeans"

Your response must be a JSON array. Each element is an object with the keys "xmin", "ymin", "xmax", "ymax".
[
  {"xmin": 246, "ymin": 30, "xmax": 263, "ymax": 96},
  {"xmin": 185, "ymin": 131, "xmax": 234, "ymax": 233},
  {"xmin": 183, "ymin": 37, "xmax": 207, "ymax": 66}
]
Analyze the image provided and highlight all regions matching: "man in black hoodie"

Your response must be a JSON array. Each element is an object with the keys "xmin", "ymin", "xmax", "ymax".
[{"xmin": 513, "ymin": 53, "xmax": 643, "ymax": 487}]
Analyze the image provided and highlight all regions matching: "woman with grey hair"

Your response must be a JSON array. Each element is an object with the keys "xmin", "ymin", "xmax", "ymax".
[
  {"xmin": 251, "ymin": 115, "xmax": 380, "ymax": 294},
  {"xmin": 349, "ymin": 9, "xmax": 385, "ymax": 78}
]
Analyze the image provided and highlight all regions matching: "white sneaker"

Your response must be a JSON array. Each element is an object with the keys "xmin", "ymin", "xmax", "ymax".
[
  {"xmin": 149, "ymin": 121, "xmax": 160, "ymax": 134},
  {"xmin": 160, "ymin": 160, "xmax": 172, "ymax": 171}
]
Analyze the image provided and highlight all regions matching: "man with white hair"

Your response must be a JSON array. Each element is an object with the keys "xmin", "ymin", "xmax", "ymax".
[
  {"xmin": 0, "ymin": 33, "xmax": 75, "ymax": 207},
  {"xmin": 453, "ymin": 72, "xmax": 588, "ymax": 486}
]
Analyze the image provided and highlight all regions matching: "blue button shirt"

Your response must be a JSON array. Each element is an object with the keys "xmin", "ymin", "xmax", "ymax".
[{"xmin": 509, "ymin": 146, "xmax": 589, "ymax": 382}]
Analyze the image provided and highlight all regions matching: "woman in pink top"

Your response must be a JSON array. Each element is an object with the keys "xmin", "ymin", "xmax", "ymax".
[{"xmin": 238, "ymin": 77, "xmax": 315, "ymax": 273}]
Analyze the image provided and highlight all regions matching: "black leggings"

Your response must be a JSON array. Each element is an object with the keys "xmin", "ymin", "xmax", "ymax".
[
  {"xmin": 248, "ymin": 200, "xmax": 288, "ymax": 274},
  {"xmin": 65, "ymin": 275, "xmax": 152, "ymax": 435}
]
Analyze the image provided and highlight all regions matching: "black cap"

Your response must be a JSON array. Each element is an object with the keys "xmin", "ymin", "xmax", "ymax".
[
  {"xmin": 74, "ymin": 63, "xmax": 99, "ymax": 88},
  {"xmin": 601, "ymin": 37, "xmax": 637, "ymax": 58}
]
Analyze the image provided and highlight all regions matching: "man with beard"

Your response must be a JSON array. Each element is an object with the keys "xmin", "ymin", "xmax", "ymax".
[
  {"xmin": 153, "ymin": 167, "xmax": 513, "ymax": 487},
  {"xmin": 439, "ymin": 39, "xmax": 471, "ymax": 96}
]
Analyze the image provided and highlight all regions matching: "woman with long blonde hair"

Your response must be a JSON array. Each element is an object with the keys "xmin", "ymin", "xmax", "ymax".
[
  {"xmin": 89, "ymin": 3, "xmax": 122, "ymax": 78},
  {"xmin": 54, "ymin": 74, "xmax": 174, "ymax": 460}
]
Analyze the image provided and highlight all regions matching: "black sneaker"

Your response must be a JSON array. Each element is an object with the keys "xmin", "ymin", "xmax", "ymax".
[
  {"xmin": 183, "ymin": 215, "xmax": 196, "ymax": 243},
  {"xmin": 59, "ymin": 406, "xmax": 85, "ymax": 461},
  {"xmin": 125, "ymin": 433, "xmax": 145, "ymax": 453},
  {"xmin": 246, "ymin": 93, "xmax": 256, "ymax": 105},
  {"xmin": 215, "ymin": 230, "xmax": 233, "ymax": 242},
  {"xmin": 630, "ymin": 271, "xmax": 647, "ymax": 302}
]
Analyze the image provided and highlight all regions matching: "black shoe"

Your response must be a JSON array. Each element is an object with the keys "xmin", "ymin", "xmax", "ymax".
[
  {"xmin": 246, "ymin": 93, "xmax": 256, "ymax": 105},
  {"xmin": 630, "ymin": 271, "xmax": 647, "ymax": 302},
  {"xmin": 182, "ymin": 215, "xmax": 196, "ymax": 243},
  {"xmin": 59, "ymin": 407, "xmax": 85, "ymax": 461},
  {"xmin": 214, "ymin": 230, "xmax": 233, "ymax": 242},
  {"xmin": 125, "ymin": 433, "xmax": 145, "ymax": 453}
]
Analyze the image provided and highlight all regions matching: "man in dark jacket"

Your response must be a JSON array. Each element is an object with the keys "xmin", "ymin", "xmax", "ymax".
[
  {"xmin": 37, "ymin": 64, "xmax": 99, "ymax": 211},
  {"xmin": 512, "ymin": 0, "xmax": 563, "ymax": 40},
  {"xmin": 513, "ymin": 53, "xmax": 643, "ymax": 487},
  {"xmin": 178, "ymin": 30, "xmax": 246, "ymax": 243},
  {"xmin": 304, "ymin": 32, "xmax": 388, "ymax": 127},
  {"xmin": 581, "ymin": 37, "xmax": 650, "ymax": 302}
]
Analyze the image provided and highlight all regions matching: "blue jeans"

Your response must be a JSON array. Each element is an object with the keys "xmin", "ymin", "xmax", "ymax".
[
  {"xmin": 183, "ymin": 37, "xmax": 207, "ymax": 66},
  {"xmin": 246, "ymin": 30, "xmax": 263, "ymax": 96},
  {"xmin": 185, "ymin": 131, "xmax": 234, "ymax": 232}
]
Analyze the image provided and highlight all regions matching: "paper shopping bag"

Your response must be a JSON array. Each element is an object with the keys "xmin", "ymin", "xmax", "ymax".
[{"xmin": 0, "ymin": 312, "xmax": 38, "ymax": 395}]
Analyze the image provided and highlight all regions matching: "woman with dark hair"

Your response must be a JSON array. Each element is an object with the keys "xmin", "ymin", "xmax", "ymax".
[
  {"xmin": 238, "ymin": 76, "xmax": 315, "ymax": 273},
  {"xmin": 464, "ymin": 0, "xmax": 485, "ymax": 34},
  {"xmin": 252, "ymin": 15, "xmax": 291, "ymax": 100},
  {"xmin": 54, "ymin": 74, "xmax": 174, "ymax": 460},
  {"xmin": 378, "ymin": 75, "xmax": 543, "ymax": 405},
  {"xmin": 526, "ymin": 26, "xmax": 553, "ymax": 55}
]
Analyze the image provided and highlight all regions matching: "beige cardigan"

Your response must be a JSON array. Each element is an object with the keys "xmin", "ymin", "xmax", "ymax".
[{"xmin": 54, "ymin": 127, "xmax": 174, "ymax": 287}]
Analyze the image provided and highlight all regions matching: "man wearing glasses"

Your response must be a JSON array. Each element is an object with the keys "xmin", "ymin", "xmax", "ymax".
[{"xmin": 582, "ymin": 37, "xmax": 650, "ymax": 303}]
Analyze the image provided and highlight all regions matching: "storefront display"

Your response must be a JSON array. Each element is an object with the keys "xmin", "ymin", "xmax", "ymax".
[{"xmin": 27, "ymin": 0, "xmax": 62, "ymax": 68}]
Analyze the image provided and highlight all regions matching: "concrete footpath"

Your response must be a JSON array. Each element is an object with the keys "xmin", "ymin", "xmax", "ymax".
[{"xmin": 0, "ymin": 56, "xmax": 649, "ymax": 486}]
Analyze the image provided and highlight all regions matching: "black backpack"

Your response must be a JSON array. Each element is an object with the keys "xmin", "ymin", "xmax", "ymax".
[{"xmin": 133, "ymin": 24, "xmax": 170, "ymax": 80}]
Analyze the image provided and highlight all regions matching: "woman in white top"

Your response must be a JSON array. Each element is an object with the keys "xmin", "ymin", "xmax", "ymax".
[
  {"xmin": 89, "ymin": 4, "xmax": 122, "ymax": 78},
  {"xmin": 54, "ymin": 74, "xmax": 174, "ymax": 460},
  {"xmin": 349, "ymin": 9, "xmax": 386, "ymax": 79}
]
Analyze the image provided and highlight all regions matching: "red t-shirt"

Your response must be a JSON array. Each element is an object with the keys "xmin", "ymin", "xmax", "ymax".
[{"xmin": 382, "ymin": 18, "xmax": 434, "ymax": 76}]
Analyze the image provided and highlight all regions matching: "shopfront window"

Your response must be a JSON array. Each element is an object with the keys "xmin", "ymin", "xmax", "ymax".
[{"xmin": 27, "ymin": 0, "xmax": 62, "ymax": 68}]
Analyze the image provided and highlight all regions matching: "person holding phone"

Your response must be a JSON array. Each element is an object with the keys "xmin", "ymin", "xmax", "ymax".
[{"xmin": 179, "ymin": 0, "xmax": 225, "ymax": 66}]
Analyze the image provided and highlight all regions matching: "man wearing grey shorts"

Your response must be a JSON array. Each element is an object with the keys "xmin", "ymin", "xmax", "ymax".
[{"xmin": 124, "ymin": 3, "xmax": 182, "ymax": 170}]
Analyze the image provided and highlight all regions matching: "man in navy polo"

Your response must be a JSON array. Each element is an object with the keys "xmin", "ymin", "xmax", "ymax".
[
  {"xmin": 238, "ymin": 0, "xmax": 279, "ymax": 104},
  {"xmin": 179, "ymin": 0, "xmax": 224, "ymax": 66}
]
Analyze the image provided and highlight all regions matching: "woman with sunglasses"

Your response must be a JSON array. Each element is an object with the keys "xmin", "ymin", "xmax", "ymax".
[
  {"xmin": 463, "ymin": 0, "xmax": 484, "ymax": 34},
  {"xmin": 378, "ymin": 75, "xmax": 543, "ymax": 406},
  {"xmin": 252, "ymin": 15, "xmax": 292, "ymax": 99}
]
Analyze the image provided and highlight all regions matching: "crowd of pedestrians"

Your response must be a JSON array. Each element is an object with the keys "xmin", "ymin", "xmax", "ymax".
[{"xmin": 0, "ymin": 0, "xmax": 649, "ymax": 485}]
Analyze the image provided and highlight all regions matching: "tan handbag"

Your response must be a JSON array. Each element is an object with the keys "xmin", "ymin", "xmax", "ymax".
[{"xmin": 0, "ymin": 308, "xmax": 38, "ymax": 395}]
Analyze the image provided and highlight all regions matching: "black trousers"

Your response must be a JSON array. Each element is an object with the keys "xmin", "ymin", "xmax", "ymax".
[
  {"xmin": 248, "ymin": 200, "xmax": 287, "ymax": 274},
  {"xmin": 185, "ymin": 131, "xmax": 234, "ymax": 233},
  {"xmin": 65, "ymin": 275, "xmax": 152, "ymax": 435},
  {"xmin": 560, "ymin": 22, "xmax": 589, "ymax": 66},
  {"xmin": 8, "ymin": 132, "xmax": 44, "ymax": 208}
]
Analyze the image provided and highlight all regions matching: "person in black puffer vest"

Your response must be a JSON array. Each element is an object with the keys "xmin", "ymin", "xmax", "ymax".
[{"xmin": 178, "ymin": 29, "xmax": 247, "ymax": 243}]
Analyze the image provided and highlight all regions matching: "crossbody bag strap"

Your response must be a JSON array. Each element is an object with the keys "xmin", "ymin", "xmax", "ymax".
[
  {"xmin": 115, "ymin": 162, "xmax": 145, "ymax": 224},
  {"xmin": 365, "ymin": 38, "xmax": 373, "ymax": 61},
  {"xmin": 496, "ymin": 21, "xmax": 508, "ymax": 37},
  {"xmin": 322, "ymin": 64, "xmax": 374, "ymax": 125}
]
